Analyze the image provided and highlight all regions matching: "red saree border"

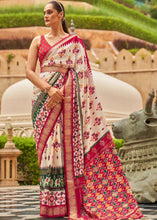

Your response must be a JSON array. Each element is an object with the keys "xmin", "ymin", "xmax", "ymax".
[
  {"xmin": 36, "ymin": 71, "xmax": 68, "ymax": 166},
  {"xmin": 84, "ymin": 131, "xmax": 111, "ymax": 167},
  {"xmin": 40, "ymin": 204, "xmax": 67, "ymax": 217},
  {"xmin": 63, "ymin": 70, "xmax": 84, "ymax": 219},
  {"xmin": 36, "ymin": 105, "xmax": 62, "ymax": 166}
]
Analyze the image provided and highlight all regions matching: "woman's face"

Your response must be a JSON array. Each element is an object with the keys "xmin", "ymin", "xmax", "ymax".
[{"xmin": 44, "ymin": 3, "xmax": 62, "ymax": 27}]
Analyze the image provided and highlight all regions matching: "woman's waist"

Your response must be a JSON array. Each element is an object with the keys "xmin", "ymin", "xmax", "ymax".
[{"xmin": 41, "ymin": 65, "xmax": 68, "ymax": 74}]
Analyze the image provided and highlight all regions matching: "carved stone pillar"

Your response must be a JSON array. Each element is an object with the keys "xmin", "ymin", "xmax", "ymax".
[{"xmin": 0, "ymin": 118, "xmax": 22, "ymax": 186}]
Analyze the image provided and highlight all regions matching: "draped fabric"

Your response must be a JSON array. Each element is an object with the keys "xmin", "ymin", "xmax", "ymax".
[{"xmin": 32, "ymin": 34, "xmax": 143, "ymax": 219}]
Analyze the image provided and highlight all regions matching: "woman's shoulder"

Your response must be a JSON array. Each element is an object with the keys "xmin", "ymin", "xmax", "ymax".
[{"xmin": 31, "ymin": 35, "xmax": 42, "ymax": 47}]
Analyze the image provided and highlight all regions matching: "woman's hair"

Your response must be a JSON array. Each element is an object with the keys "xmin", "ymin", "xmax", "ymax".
[{"xmin": 47, "ymin": 1, "xmax": 69, "ymax": 34}]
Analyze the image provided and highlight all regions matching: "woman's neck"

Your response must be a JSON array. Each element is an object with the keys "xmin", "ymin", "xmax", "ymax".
[{"xmin": 49, "ymin": 24, "xmax": 65, "ymax": 38}]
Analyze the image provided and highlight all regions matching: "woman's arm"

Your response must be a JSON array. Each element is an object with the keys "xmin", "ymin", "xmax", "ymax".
[
  {"xmin": 26, "ymin": 36, "xmax": 50, "ymax": 91},
  {"xmin": 26, "ymin": 36, "xmax": 63, "ymax": 108}
]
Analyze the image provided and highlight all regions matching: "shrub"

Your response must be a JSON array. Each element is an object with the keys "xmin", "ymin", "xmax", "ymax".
[
  {"xmin": 0, "ymin": 135, "xmax": 124, "ymax": 185},
  {"xmin": 114, "ymin": 0, "xmax": 135, "ymax": 7},
  {"xmin": 92, "ymin": 0, "xmax": 157, "ymax": 29},
  {"xmin": 128, "ymin": 48, "xmax": 140, "ymax": 55},
  {"xmin": 1, "ymin": 0, "xmax": 157, "ymax": 44},
  {"xmin": 113, "ymin": 39, "xmax": 157, "ymax": 51},
  {"xmin": 66, "ymin": 15, "xmax": 157, "ymax": 44},
  {"xmin": 149, "ymin": 5, "xmax": 157, "ymax": 19},
  {"xmin": 0, "ymin": 136, "xmax": 39, "ymax": 185},
  {"xmin": 0, "ymin": 135, "xmax": 7, "ymax": 149},
  {"xmin": 128, "ymin": 48, "xmax": 154, "ymax": 55},
  {"xmin": 113, "ymin": 138, "xmax": 125, "ymax": 151},
  {"xmin": 1, "ymin": 13, "xmax": 157, "ymax": 44},
  {"xmin": 0, "ymin": 13, "xmax": 44, "ymax": 28},
  {"xmin": 0, "ymin": 5, "xmax": 44, "ymax": 14}
]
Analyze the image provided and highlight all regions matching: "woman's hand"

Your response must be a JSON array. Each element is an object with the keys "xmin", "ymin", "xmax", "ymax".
[{"xmin": 46, "ymin": 87, "xmax": 64, "ymax": 109}]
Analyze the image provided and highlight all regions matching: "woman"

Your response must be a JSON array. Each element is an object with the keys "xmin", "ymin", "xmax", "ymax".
[{"xmin": 26, "ymin": 1, "xmax": 143, "ymax": 219}]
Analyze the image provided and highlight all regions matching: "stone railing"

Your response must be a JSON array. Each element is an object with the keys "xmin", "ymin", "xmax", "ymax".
[
  {"xmin": 0, "ymin": 114, "xmax": 117, "ymax": 137},
  {"xmin": 0, "ymin": 114, "xmax": 33, "ymax": 137},
  {"xmin": 1, "ymin": 48, "xmax": 157, "ymax": 108}
]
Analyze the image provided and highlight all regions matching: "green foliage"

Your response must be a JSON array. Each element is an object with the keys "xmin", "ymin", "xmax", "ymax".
[
  {"xmin": 0, "ymin": 135, "xmax": 7, "ymax": 149},
  {"xmin": 114, "ymin": 0, "xmax": 135, "ymax": 7},
  {"xmin": 151, "ymin": 0, "xmax": 157, "ymax": 5},
  {"xmin": 0, "ymin": 135, "xmax": 124, "ymax": 185},
  {"xmin": 128, "ymin": 48, "xmax": 154, "ymax": 55},
  {"xmin": 113, "ymin": 138, "xmax": 125, "ymax": 151},
  {"xmin": 6, "ymin": 54, "xmax": 15, "ymax": 63},
  {"xmin": 1, "ymin": 0, "xmax": 157, "ymax": 44},
  {"xmin": 66, "ymin": 15, "xmax": 157, "ymax": 44},
  {"xmin": 122, "ymin": 0, "xmax": 135, "ymax": 6},
  {"xmin": 0, "ymin": 13, "xmax": 44, "ymax": 28},
  {"xmin": 0, "ymin": 136, "xmax": 39, "ymax": 185},
  {"xmin": 0, "ymin": 5, "xmax": 44, "ymax": 14},
  {"xmin": 128, "ymin": 48, "xmax": 140, "ymax": 55},
  {"xmin": 93, "ymin": 0, "xmax": 156, "ymax": 28},
  {"xmin": 149, "ymin": 5, "xmax": 157, "ymax": 19},
  {"xmin": 0, "ymin": 13, "xmax": 157, "ymax": 44},
  {"xmin": 113, "ymin": 38, "xmax": 157, "ymax": 51}
]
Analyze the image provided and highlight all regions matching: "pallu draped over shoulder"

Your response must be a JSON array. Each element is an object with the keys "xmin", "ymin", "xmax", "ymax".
[{"xmin": 32, "ymin": 34, "xmax": 143, "ymax": 220}]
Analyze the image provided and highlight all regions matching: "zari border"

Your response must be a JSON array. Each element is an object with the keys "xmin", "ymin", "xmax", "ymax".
[
  {"xmin": 37, "ymin": 104, "xmax": 62, "ymax": 166},
  {"xmin": 40, "ymin": 204, "xmax": 67, "ymax": 217},
  {"xmin": 63, "ymin": 71, "xmax": 82, "ymax": 219}
]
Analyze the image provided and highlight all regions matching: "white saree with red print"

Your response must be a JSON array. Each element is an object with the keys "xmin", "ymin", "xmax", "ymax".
[{"xmin": 32, "ymin": 34, "xmax": 143, "ymax": 219}]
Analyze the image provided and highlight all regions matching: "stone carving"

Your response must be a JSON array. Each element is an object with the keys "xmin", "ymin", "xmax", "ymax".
[
  {"xmin": 112, "ymin": 89, "xmax": 157, "ymax": 203},
  {"xmin": 0, "ymin": 118, "xmax": 22, "ymax": 186}
]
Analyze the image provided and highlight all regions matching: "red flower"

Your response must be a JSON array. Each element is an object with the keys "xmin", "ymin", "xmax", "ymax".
[
  {"xmin": 58, "ymin": 49, "xmax": 66, "ymax": 58},
  {"xmin": 89, "ymin": 86, "xmax": 95, "ymax": 95},
  {"xmin": 82, "ymin": 101, "xmax": 86, "ymax": 108},
  {"xmin": 84, "ymin": 131, "xmax": 90, "ymax": 139},
  {"xmin": 89, "ymin": 101, "xmax": 93, "ymax": 109},
  {"xmin": 92, "ymin": 132, "xmax": 99, "ymax": 141},
  {"xmin": 84, "ymin": 70, "xmax": 89, "ymax": 78},
  {"xmin": 77, "ymin": 57, "xmax": 83, "ymax": 64},
  {"xmin": 97, "ymin": 102, "xmax": 103, "ymax": 111},
  {"xmin": 73, "ymin": 46, "xmax": 80, "ymax": 54},
  {"xmin": 66, "ymin": 56, "xmax": 73, "ymax": 66},
  {"xmin": 78, "ymin": 71, "xmax": 83, "ymax": 79},
  {"xmin": 94, "ymin": 117, "xmax": 102, "ymax": 126},
  {"xmin": 84, "ymin": 85, "xmax": 88, "ymax": 94}
]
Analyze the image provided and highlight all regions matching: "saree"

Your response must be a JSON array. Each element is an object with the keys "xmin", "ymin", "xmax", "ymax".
[{"xmin": 32, "ymin": 34, "xmax": 143, "ymax": 219}]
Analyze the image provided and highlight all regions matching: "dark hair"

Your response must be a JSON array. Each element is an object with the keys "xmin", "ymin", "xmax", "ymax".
[{"xmin": 47, "ymin": 1, "xmax": 69, "ymax": 34}]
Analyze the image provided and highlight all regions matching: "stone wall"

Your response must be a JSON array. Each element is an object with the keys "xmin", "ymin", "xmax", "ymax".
[
  {"xmin": 96, "ymin": 48, "xmax": 157, "ymax": 106},
  {"xmin": 0, "ymin": 53, "xmax": 40, "ymax": 112},
  {"xmin": 0, "ymin": 48, "xmax": 157, "ymax": 112}
]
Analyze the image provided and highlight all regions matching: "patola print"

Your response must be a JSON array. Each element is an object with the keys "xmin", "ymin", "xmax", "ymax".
[{"xmin": 31, "ymin": 34, "xmax": 143, "ymax": 219}]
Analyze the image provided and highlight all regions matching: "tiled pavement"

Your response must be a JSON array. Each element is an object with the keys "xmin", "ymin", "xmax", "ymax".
[{"xmin": 0, "ymin": 185, "xmax": 157, "ymax": 220}]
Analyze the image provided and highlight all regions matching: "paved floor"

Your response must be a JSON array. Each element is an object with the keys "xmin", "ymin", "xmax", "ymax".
[{"xmin": 0, "ymin": 185, "xmax": 157, "ymax": 220}]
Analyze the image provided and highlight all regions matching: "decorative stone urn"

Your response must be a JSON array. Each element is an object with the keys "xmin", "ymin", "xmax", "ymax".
[
  {"xmin": 0, "ymin": 118, "xmax": 22, "ymax": 186},
  {"xmin": 112, "ymin": 89, "xmax": 157, "ymax": 203}
]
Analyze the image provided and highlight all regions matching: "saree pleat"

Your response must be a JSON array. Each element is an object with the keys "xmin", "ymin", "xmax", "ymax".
[{"xmin": 32, "ymin": 34, "xmax": 143, "ymax": 219}]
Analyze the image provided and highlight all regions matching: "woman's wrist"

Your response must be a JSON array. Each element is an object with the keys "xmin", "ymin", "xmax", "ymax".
[{"xmin": 43, "ymin": 85, "xmax": 52, "ymax": 93}]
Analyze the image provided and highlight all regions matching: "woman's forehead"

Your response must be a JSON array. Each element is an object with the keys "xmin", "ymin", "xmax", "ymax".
[{"xmin": 44, "ymin": 3, "xmax": 55, "ymax": 11}]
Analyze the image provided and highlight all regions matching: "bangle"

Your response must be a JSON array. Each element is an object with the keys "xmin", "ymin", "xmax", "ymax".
[{"xmin": 44, "ymin": 85, "xmax": 52, "ymax": 93}]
